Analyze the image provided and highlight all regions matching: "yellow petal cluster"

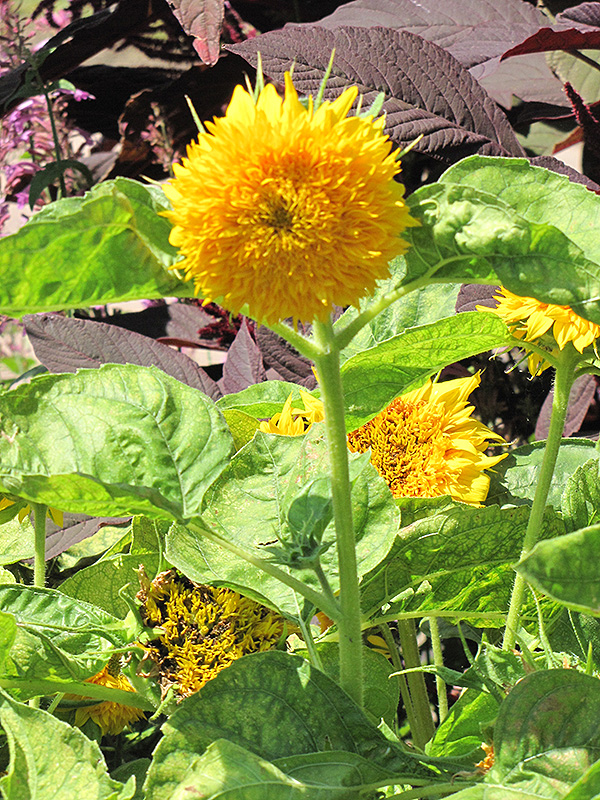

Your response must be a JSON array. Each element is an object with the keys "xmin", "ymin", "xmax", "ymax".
[
  {"xmin": 259, "ymin": 390, "xmax": 324, "ymax": 435},
  {"xmin": 482, "ymin": 287, "xmax": 600, "ymax": 374},
  {"xmin": 137, "ymin": 570, "xmax": 285, "ymax": 698},
  {"xmin": 163, "ymin": 73, "xmax": 418, "ymax": 323},
  {"xmin": 74, "ymin": 658, "xmax": 145, "ymax": 736},
  {"xmin": 0, "ymin": 495, "xmax": 63, "ymax": 526},
  {"xmin": 347, "ymin": 374, "xmax": 506, "ymax": 504}
]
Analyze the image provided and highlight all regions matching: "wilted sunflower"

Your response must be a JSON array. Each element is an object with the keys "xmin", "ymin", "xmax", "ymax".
[
  {"xmin": 481, "ymin": 287, "xmax": 600, "ymax": 374},
  {"xmin": 347, "ymin": 374, "xmax": 506, "ymax": 504},
  {"xmin": 259, "ymin": 390, "xmax": 324, "ymax": 435},
  {"xmin": 74, "ymin": 655, "xmax": 145, "ymax": 736},
  {"xmin": 163, "ymin": 73, "xmax": 418, "ymax": 323},
  {"xmin": 137, "ymin": 570, "xmax": 285, "ymax": 698}
]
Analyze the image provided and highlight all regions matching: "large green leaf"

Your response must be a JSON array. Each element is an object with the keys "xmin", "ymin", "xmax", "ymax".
[
  {"xmin": 403, "ymin": 180, "xmax": 600, "ymax": 325},
  {"xmin": 359, "ymin": 503, "xmax": 565, "ymax": 623},
  {"xmin": 0, "ymin": 689, "xmax": 135, "ymax": 800},
  {"xmin": 0, "ymin": 179, "xmax": 192, "ymax": 316},
  {"xmin": 216, "ymin": 380, "xmax": 308, "ymax": 419},
  {"xmin": 166, "ymin": 425, "xmax": 398, "ymax": 617},
  {"xmin": 487, "ymin": 439, "xmax": 599, "ymax": 508},
  {"xmin": 340, "ymin": 311, "xmax": 508, "ymax": 430},
  {"xmin": 0, "ymin": 517, "xmax": 34, "ymax": 566},
  {"xmin": 0, "ymin": 364, "xmax": 234, "ymax": 521},
  {"xmin": 440, "ymin": 157, "xmax": 600, "ymax": 268},
  {"xmin": 143, "ymin": 651, "xmax": 439, "ymax": 800},
  {"xmin": 0, "ymin": 584, "xmax": 129, "ymax": 692},
  {"xmin": 427, "ymin": 689, "xmax": 498, "ymax": 765},
  {"xmin": 562, "ymin": 458, "xmax": 600, "ymax": 533},
  {"xmin": 517, "ymin": 524, "xmax": 600, "ymax": 614}
]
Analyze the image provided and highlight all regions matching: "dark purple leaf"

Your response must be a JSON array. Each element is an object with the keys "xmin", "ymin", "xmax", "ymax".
[
  {"xmin": 315, "ymin": 0, "xmax": 545, "ymax": 69},
  {"xmin": 502, "ymin": 27, "xmax": 600, "ymax": 60},
  {"xmin": 535, "ymin": 374, "xmax": 597, "ymax": 440},
  {"xmin": 23, "ymin": 313, "xmax": 222, "ymax": 401},
  {"xmin": 45, "ymin": 515, "xmax": 130, "ymax": 561},
  {"xmin": 455, "ymin": 284, "xmax": 499, "ymax": 313},
  {"xmin": 167, "ymin": 0, "xmax": 225, "ymax": 65},
  {"xmin": 256, "ymin": 326, "xmax": 318, "ymax": 389},
  {"xmin": 217, "ymin": 319, "xmax": 266, "ymax": 394},
  {"xmin": 165, "ymin": 302, "xmax": 217, "ymax": 343},
  {"xmin": 557, "ymin": 3, "xmax": 600, "ymax": 27},
  {"xmin": 228, "ymin": 26, "xmax": 525, "ymax": 161}
]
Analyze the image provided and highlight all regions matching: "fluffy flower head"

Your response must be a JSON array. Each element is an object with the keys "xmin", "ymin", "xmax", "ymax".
[
  {"xmin": 482, "ymin": 287, "xmax": 600, "ymax": 374},
  {"xmin": 347, "ymin": 374, "xmax": 505, "ymax": 504},
  {"xmin": 163, "ymin": 74, "xmax": 418, "ymax": 323}
]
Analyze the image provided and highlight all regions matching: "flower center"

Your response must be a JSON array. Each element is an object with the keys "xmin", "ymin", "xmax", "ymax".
[
  {"xmin": 348, "ymin": 398, "xmax": 449, "ymax": 497},
  {"xmin": 260, "ymin": 194, "xmax": 296, "ymax": 233}
]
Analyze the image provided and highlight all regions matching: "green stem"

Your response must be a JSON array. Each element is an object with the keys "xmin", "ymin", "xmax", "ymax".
[
  {"xmin": 313, "ymin": 561, "xmax": 338, "ymax": 609},
  {"xmin": 385, "ymin": 783, "xmax": 467, "ymax": 800},
  {"xmin": 312, "ymin": 317, "xmax": 363, "ymax": 707},
  {"xmin": 503, "ymin": 346, "xmax": 579, "ymax": 650},
  {"xmin": 33, "ymin": 65, "xmax": 67, "ymax": 199},
  {"xmin": 32, "ymin": 503, "xmax": 47, "ymax": 588},
  {"xmin": 378, "ymin": 624, "xmax": 418, "ymax": 739},
  {"xmin": 428, "ymin": 616, "xmax": 448, "ymax": 723},
  {"xmin": 270, "ymin": 321, "xmax": 323, "ymax": 362},
  {"xmin": 187, "ymin": 521, "xmax": 340, "ymax": 623},
  {"xmin": 569, "ymin": 49, "xmax": 600, "ymax": 74},
  {"xmin": 397, "ymin": 619, "xmax": 434, "ymax": 748}
]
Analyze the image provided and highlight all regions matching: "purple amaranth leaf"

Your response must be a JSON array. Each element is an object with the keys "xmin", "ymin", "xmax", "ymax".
[
  {"xmin": 455, "ymin": 284, "xmax": 499, "ymax": 313},
  {"xmin": 217, "ymin": 318, "xmax": 266, "ymax": 394},
  {"xmin": 227, "ymin": 26, "xmax": 525, "ymax": 161},
  {"xmin": 165, "ymin": 302, "xmax": 216, "ymax": 342},
  {"xmin": 502, "ymin": 26, "xmax": 600, "ymax": 60},
  {"xmin": 23, "ymin": 313, "xmax": 222, "ymax": 401},
  {"xmin": 256, "ymin": 326, "xmax": 317, "ymax": 389},
  {"xmin": 315, "ymin": 0, "xmax": 545, "ymax": 70},
  {"xmin": 558, "ymin": 3, "xmax": 600, "ymax": 26},
  {"xmin": 535, "ymin": 374, "xmax": 597, "ymax": 440},
  {"xmin": 44, "ymin": 515, "xmax": 130, "ymax": 561},
  {"xmin": 166, "ymin": 0, "xmax": 225, "ymax": 65}
]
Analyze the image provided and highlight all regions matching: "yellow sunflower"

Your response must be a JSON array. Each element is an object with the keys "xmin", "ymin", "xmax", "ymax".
[
  {"xmin": 347, "ymin": 374, "xmax": 506, "ymax": 504},
  {"xmin": 74, "ymin": 656, "xmax": 145, "ymax": 736},
  {"xmin": 163, "ymin": 73, "xmax": 418, "ymax": 323},
  {"xmin": 259, "ymin": 389, "xmax": 324, "ymax": 435},
  {"xmin": 481, "ymin": 287, "xmax": 600, "ymax": 374}
]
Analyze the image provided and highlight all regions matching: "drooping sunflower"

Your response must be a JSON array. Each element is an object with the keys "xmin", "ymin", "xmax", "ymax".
[
  {"xmin": 347, "ymin": 374, "xmax": 506, "ymax": 504},
  {"xmin": 137, "ymin": 570, "xmax": 285, "ymax": 698},
  {"xmin": 74, "ymin": 656, "xmax": 145, "ymax": 736},
  {"xmin": 163, "ymin": 74, "xmax": 418, "ymax": 324},
  {"xmin": 481, "ymin": 287, "xmax": 600, "ymax": 374}
]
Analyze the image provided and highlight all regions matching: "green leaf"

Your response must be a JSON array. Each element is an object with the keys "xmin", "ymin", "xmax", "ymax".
[
  {"xmin": 562, "ymin": 458, "xmax": 600, "ymax": 532},
  {"xmin": 440, "ymin": 157, "xmax": 600, "ymax": 271},
  {"xmin": 166, "ymin": 425, "xmax": 398, "ymax": 617},
  {"xmin": 295, "ymin": 642, "xmax": 400, "ymax": 728},
  {"xmin": 340, "ymin": 312, "xmax": 508, "ymax": 430},
  {"xmin": 0, "ymin": 584, "xmax": 129, "ymax": 693},
  {"xmin": 487, "ymin": 670, "xmax": 600, "ymax": 798},
  {"xmin": 360, "ymin": 504, "xmax": 565, "ymax": 623},
  {"xmin": 0, "ymin": 179, "xmax": 193, "ymax": 316},
  {"xmin": 403, "ymin": 179, "xmax": 600, "ymax": 325},
  {"xmin": 427, "ymin": 689, "xmax": 498, "ymax": 765},
  {"xmin": 221, "ymin": 408, "xmax": 260, "ymax": 450},
  {"xmin": 563, "ymin": 757, "xmax": 600, "ymax": 800},
  {"xmin": 0, "ymin": 364, "xmax": 234, "ymax": 521},
  {"xmin": 0, "ymin": 689, "xmax": 135, "ymax": 800},
  {"xmin": 487, "ymin": 439, "xmax": 598, "ymax": 508},
  {"xmin": 216, "ymin": 381, "xmax": 308, "ymax": 419},
  {"xmin": 517, "ymin": 524, "xmax": 600, "ymax": 613},
  {"xmin": 59, "ymin": 552, "xmax": 160, "ymax": 618},
  {"xmin": 0, "ymin": 517, "xmax": 34, "ymax": 566},
  {"xmin": 338, "ymin": 276, "xmax": 462, "ymax": 364},
  {"xmin": 130, "ymin": 516, "xmax": 169, "ymax": 556},
  {"xmin": 143, "ymin": 651, "xmax": 439, "ymax": 800}
]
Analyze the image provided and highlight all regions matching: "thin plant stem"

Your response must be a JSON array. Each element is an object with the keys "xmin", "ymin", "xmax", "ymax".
[
  {"xmin": 568, "ymin": 49, "xmax": 600, "ymax": 73},
  {"xmin": 312, "ymin": 317, "xmax": 363, "ymax": 707},
  {"xmin": 503, "ymin": 346, "xmax": 579, "ymax": 650},
  {"xmin": 428, "ymin": 616, "xmax": 448, "ymax": 723},
  {"xmin": 32, "ymin": 503, "xmax": 48, "ymax": 588},
  {"xmin": 30, "ymin": 59, "xmax": 67, "ymax": 199},
  {"xmin": 187, "ymin": 521, "xmax": 340, "ymax": 623},
  {"xmin": 378, "ymin": 624, "xmax": 418, "ymax": 740},
  {"xmin": 313, "ymin": 561, "xmax": 337, "ymax": 609},
  {"xmin": 384, "ymin": 783, "xmax": 468, "ymax": 800},
  {"xmin": 397, "ymin": 619, "xmax": 434, "ymax": 748}
]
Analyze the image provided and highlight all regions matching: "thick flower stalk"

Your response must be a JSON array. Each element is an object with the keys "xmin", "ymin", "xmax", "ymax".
[
  {"xmin": 481, "ymin": 287, "xmax": 600, "ymax": 374},
  {"xmin": 163, "ymin": 73, "xmax": 418, "ymax": 323},
  {"xmin": 137, "ymin": 570, "xmax": 285, "ymax": 698},
  {"xmin": 348, "ymin": 374, "xmax": 506, "ymax": 504}
]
